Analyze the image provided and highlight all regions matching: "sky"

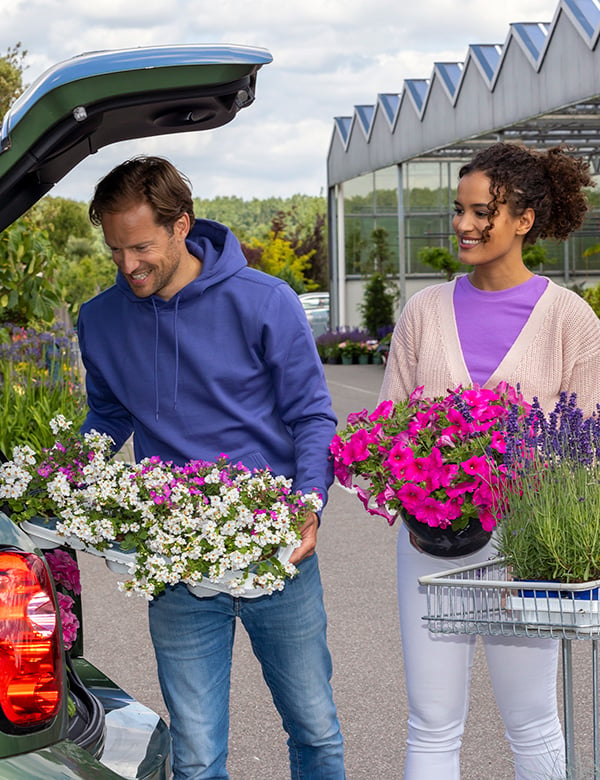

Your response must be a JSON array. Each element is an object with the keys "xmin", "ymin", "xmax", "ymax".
[{"xmin": 1, "ymin": 0, "xmax": 557, "ymax": 203}]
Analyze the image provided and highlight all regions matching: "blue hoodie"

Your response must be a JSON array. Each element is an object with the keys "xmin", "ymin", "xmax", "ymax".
[{"xmin": 78, "ymin": 219, "xmax": 337, "ymax": 506}]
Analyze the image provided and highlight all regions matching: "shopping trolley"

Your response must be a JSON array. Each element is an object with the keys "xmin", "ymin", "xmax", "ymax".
[{"xmin": 419, "ymin": 558, "xmax": 600, "ymax": 777}]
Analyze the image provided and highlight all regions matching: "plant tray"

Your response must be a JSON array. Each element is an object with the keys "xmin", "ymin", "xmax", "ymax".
[
  {"xmin": 21, "ymin": 516, "xmax": 134, "ymax": 573},
  {"xmin": 418, "ymin": 558, "xmax": 600, "ymax": 640},
  {"xmin": 21, "ymin": 516, "xmax": 296, "ymax": 598}
]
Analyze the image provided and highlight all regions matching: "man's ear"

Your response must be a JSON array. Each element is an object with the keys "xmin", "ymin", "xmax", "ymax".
[{"xmin": 173, "ymin": 212, "xmax": 190, "ymax": 239}]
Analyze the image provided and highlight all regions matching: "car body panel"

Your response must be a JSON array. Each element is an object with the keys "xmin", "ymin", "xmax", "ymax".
[
  {"xmin": 0, "ymin": 44, "xmax": 272, "ymax": 232},
  {"xmin": 0, "ymin": 740, "xmax": 128, "ymax": 780},
  {"xmin": 299, "ymin": 292, "xmax": 330, "ymax": 338}
]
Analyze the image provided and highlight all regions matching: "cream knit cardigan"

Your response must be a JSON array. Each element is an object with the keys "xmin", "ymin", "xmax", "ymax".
[{"xmin": 379, "ymin": 277, "xmax": 600, "ymax": 416}]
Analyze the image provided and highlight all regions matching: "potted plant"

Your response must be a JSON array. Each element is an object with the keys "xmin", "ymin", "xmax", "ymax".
[
  {"xmin": 0, "ymin": 416, "xmax": 323, "ymax": 599},
  {"xmin": 338, "ymin": 340, "xmax": 358, "ymax": 365},
  {"xmin": 331, "ymin": 383, "xmax": 528, "ymax": 556},
  {"xmin": 494, "ymin": 393, "xmax": 600, "ymax": 620}
]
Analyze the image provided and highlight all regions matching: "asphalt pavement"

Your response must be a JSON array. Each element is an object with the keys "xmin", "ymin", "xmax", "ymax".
[{"xmin": 79, "ymin": 364, "xmax": 598, "ymax": 780}]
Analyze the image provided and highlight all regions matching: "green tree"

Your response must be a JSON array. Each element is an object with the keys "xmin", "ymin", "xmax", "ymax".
[
  {"xmin": 358, "ymin": 227, "xmax": 398, "ymax": 336},
  {"xmin": 0, "ymin": 42, "xmax": 27, "ymax": 117},
  {"xmin": 30, "ymin": 197, "xmax": 115, "ymax": 317},
  {"xmin": 247, "ymin": 232, "xmax": 315, "ymax": 294},
  {"xmin": 359, "ymin": 273, "xmax": 397, "ymax": 337},
  {"xmin": 418, "ymin": 244, "xmax": 464, "ymax": 280},
  {"xmin": 522, "ymin": 243, "xmax": 554, "ymax": 270},
  {"xmin": 194, "ymin": 193, "xmax": 328, "ymax": 288},
  {"xmin": 56, "ymin": 250, "xmax": 116, "ymax": 319},
  {"xmin": 30, "ymin": 197, "xmax": 93, "ymax": 254},
  {"xmin": 365, "ymin": 226, "xmax": 392, "ymax": 275},
  {"xmin": 0, "ymin": 217, "xmax": 61, "ymax": 325},
  {"xmin": 270, "ymin": 203, "xmax": 328, "ymax": 290}
]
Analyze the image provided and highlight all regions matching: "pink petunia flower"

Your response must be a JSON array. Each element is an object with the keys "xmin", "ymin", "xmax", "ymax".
[
  {"xmin": 45, "ymin": 549, "xmax": 81, "ymax": 595},
  {"xmin": 56, "ymin": 592, "xmax": 80, "ymax": 650}
]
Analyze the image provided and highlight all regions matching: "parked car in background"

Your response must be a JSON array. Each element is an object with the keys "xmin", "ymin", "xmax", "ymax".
[
  {"xmin": 0, "ymin": 42, "xmax": 271, "ymax": 779},
  {"xmin": 299, "ymin": 292, "xmax": 330, "ymax": 338}
]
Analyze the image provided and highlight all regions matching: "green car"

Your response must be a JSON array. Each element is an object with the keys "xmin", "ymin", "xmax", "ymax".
[{"xmin": 0, "ymin": 43, "xmax": 271, "ymax": 778}]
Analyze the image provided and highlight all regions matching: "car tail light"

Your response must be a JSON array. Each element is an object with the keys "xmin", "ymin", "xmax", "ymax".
[{"xmin": 0, "ymin": 550, "xmax": 63, "ymax": 728}]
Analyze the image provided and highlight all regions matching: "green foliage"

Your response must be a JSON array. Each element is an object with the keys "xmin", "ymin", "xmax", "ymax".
[
  {"xmin": 417, "ymin": 242, "xmax": 464, "ymax": 281},
  {"xmin": 196, "ymin": 194, "xmax": 328, "ymax": 291},
  {"xmin": 56, "ymin": 253, "xmax": 116, "ymax": 318},
  {"xmin": 194, "ymin": 194, "xmax": 326, "ymax": 244},
  {"xmin": 0, "ymin": 217, "xmax": 62, "ymax": 325},
  {"xmin": 0, "ymin": 42, "xmax": 27, "ymax": 118},
  {"xmin": 29, "ymin": 197, "xmax": 93, "ymax": 254},
  {"xmin": 271, "ymin": 203, "xmax": 328, "ymax": 290},
  {"xmin": 581, "ymin": 283, "xmax": 600, "ymax": 318},
  {"xmin": 28, "ymin": 197, "xmax": 116, "ymax": 317},
  {"xmin": 359, "ymin": 273, "xmax": 398, "ymax": 337},
  {"xmin": 522, "ymin": 243, "xmax": 555, "ymax": 270},
  {"xmin": 247, "ymin": 232, "xmax": 315, "ymax": 294},
  {"xmin": 497, "ymin": 459, "xmax": 600, "ymax": 582},
  {"xmin": 366, "ymin": 227, "xmax": 392, "ymax": 275},
  {"xmin": 0, "ymin": 325, "xmax": 87, "ymax": 455}
]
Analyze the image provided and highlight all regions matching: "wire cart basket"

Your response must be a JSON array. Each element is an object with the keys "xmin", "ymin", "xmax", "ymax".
[{"xmin": 419, "ymin": 557, "xmax": 600, "ymax": 777}]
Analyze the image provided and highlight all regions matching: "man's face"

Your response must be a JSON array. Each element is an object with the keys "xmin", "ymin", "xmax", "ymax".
[{"xmin": 102, "ymin": 202, "xmax": 199, "ymax": 300}]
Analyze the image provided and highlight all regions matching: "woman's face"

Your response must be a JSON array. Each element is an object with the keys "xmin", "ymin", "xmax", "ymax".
[{"xmin": 452, "ymin": 170, "xmax": 531, "ymax": 272}]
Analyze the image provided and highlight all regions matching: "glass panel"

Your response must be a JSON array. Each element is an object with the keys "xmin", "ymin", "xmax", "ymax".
[
  {"xmin": 370, "ymin": 216, "xmax": 399, "ymax": 275},
  {"xmin": 343, "ymin": 173, "xmax": 375, "ymax": 216},
  {"xmin": 405, "ymin": 161, "xmax": 442, "ymax": 211},
  {"xmin": 344, "ymin": 215, "xmax": 374, "ymax": 275},
  {"xmin": 406, "ymin": 215, "xmax": 451, "ymax": 274},
  {"xmin": 374, "ymin": 167, "xmax": 398, "ymax": 213}
]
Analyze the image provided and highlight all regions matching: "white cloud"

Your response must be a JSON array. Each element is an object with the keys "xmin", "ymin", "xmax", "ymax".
[{"xmin": 0, "ymin": 0, "xmax": 562, "ymax": 202}]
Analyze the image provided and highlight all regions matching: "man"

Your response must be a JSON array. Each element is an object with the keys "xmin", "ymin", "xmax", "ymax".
[{"xmin": 78, "ymin": 156, "xmax": 345, "ymax": 780}]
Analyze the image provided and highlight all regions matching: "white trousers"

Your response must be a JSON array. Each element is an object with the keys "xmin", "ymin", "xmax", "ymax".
[{"xmin": 397, "ymin": 524, "xmax": 565, "ymax": 780}]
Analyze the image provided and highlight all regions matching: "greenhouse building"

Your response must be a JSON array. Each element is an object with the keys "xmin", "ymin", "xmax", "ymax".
[{"xmin": 326, "ymin": 0, "xmax": 600, "ymax": 330}]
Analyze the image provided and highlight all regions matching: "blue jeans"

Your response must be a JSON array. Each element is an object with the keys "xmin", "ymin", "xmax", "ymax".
[{"xmin": 148, "ymin": 553, "xmax": 345, "ymax": 780}]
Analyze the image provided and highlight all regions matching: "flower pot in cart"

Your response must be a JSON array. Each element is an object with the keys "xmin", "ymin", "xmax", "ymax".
[
  {"xmin": 505, "ymin": 582, "xmax": 600, "ymax": 628},
  {"xmin": 402, "ymin": 512, "xmax": 492, "ymax": 557}
]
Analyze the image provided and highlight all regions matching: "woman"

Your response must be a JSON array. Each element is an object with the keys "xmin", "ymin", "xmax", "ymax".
[{"xmin": 380, "ymin": 142, "xmax": 600, "ymax": 779}]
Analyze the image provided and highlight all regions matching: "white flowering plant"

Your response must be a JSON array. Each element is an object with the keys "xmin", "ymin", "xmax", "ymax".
[{"xmin": 0, "ymin": 416, "xmax": 322, "ymax": 599}]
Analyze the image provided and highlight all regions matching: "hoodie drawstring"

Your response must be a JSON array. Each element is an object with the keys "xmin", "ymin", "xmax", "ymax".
[
  {"xmin": 173, "ymin": 295, "xmax": 180, "ymax": 412},
  {"xmin": 151, "ymin": 295, "xmax": 181, "ymax": 421},
  {"xmin": 152, "ymin": 298, "xmax": 160, "ymax": 421}
]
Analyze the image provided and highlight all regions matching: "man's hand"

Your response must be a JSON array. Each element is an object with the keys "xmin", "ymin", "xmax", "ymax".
[{"xmin": 289, "ymin": 511, "xmax": 319, "ymax": 564}]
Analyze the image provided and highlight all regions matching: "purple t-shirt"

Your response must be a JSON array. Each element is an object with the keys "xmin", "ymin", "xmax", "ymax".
[{"xmin": 454, "ymin": 274, "xmax": 548, "ymax": 386}]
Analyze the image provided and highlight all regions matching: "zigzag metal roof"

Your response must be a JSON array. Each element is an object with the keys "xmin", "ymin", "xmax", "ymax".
[{"xmin": 327, "ymin": 0, "xmax": 600, "ymax": 186}]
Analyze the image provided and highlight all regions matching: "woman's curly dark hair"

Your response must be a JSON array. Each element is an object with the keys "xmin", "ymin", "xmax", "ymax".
[{"xmin": 458, "ymin": 142, "xmax": 594, "ymax": 244}]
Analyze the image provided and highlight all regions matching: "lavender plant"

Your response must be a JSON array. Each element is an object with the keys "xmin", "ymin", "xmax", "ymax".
[{"xmin": 495, "ymin": 392, "xmax": 600, "ymax": 583}]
